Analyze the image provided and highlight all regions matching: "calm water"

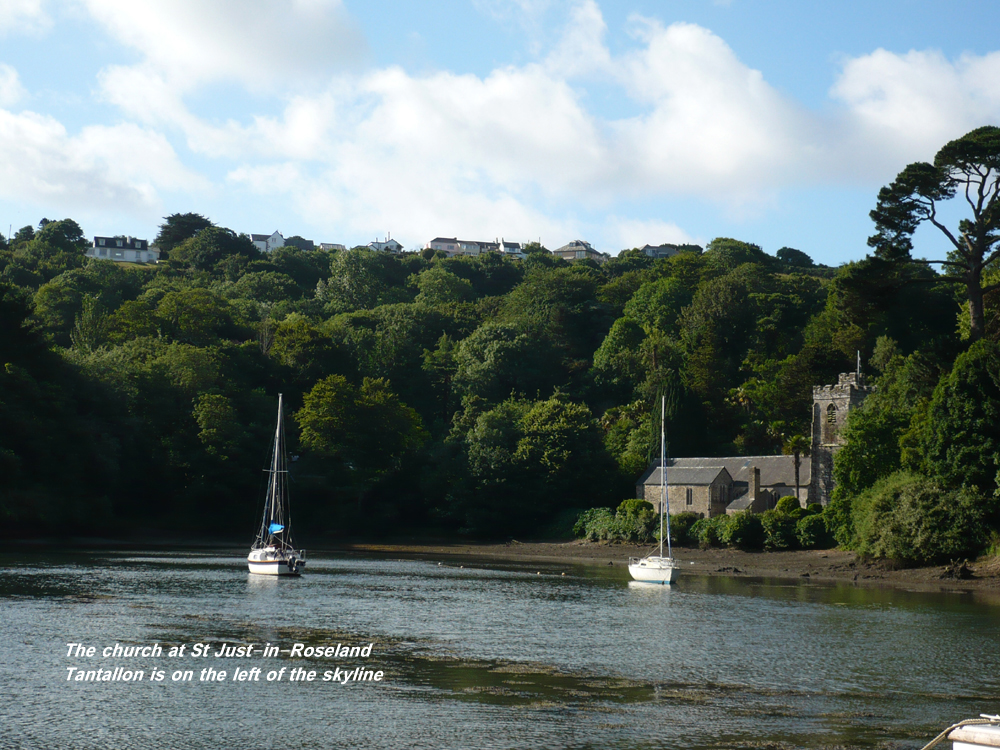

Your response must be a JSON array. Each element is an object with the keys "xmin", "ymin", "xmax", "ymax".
[{"xmin": 2, "ymin": 549, "xmax": 999, "ymax": 749}]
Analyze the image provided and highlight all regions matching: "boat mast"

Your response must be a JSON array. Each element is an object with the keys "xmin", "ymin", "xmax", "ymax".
[
  {"xmin": 270, "ymin": 393, "xmax": 284, "ymax": 533},
  {"xmin": 260, "ymin": 393, "xmax": 288, "ymax": 547},
  {"xmin": 661, "ymin": 395, "xmax": 673, "ymax": 560}
]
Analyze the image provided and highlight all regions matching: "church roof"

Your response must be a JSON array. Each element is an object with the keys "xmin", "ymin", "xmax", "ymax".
[
  {"xmin": 641, "ymin": 466, "xmax": 731, "ymax": 487},
  {"xmin": 638, "ymin": 455, "xmax": 810, "ymax": 488}
]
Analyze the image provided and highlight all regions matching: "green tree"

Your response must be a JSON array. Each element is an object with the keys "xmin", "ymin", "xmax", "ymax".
[
  {"xmin": 70, "ymin": 295, "xmax": 110, "ymax": 353},
  {"xmin": 917, "ymin": 339, "xmax": 1000, "ymax": 491},
  {"xmin": 227, "ymin": 271, "xmax": 301, "ymax": 304},
  {"xmin": 155, "ymin": 213, "xmax": 214, "ymax": 255},
  {"xmin": 169, "ymin": 227, "xmax": 260, "ymax": 271},
  {"xmin": 784, "ymin": 434, "xmax": 810, "ymax": 503},
  {"xmin": 192, "ymin": 393, "xmax": 244, "ymax": 460},
  {"xmin": 591, "ymin": 318, "xmax": 646, "ymax": 401},
  {"xmin": 776, "ymin": 247, "xmax": 814, "ymax": 267},
  {"xmin": 413, "ymin": 266, "xmax": 475, "ymax": 305},
  {"xmin": 849, "ymin": 472, "xmax": 995, "ymax": 564},
  {"xmin": 11, "ymin": 225, "xmax": 35, "ymax": 248},
  {"xmin": 269, "ymin": 316, "xmax": 346, "ymax": 384},
  {"xmin": 869, "ymin": 125, "xmax": 1000, "ymax": 342},
  {"xmin": 296, "ymin": 375, "xmax": 428, "ymax": 505},
  {"xmin": 623, "ymin": 276, "xmax": 692, "ymax": 334},
  {"xmin": 317, "ymin": 248, "xmax": 411, "ymax": 313},
  {"xmin": 35, "ymin": 219, "xmax": 88, "ymax": 253},
  {"xmin": 453, "ymin": 321, "xmax": 559, "ymax": 404},
  {"xmin": 422, "ymin": 333, "xmax": 458, "ymax": 426},
  {"xmin": 702, "ymin": 238, "xmax": 770, "ymax": 274},
  {"xmin": 155, "ymin": 288, "xmax": 239, "ymax": 345}
]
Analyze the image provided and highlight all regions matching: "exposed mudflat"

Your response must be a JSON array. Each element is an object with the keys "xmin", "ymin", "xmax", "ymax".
[{"xmin": 334, "ymin": 539, "xmax": 1000, "ymax": 597}]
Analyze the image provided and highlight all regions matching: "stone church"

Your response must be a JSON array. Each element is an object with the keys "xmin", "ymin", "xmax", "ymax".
[{"xmin": 637, "ymin": 371, "xmax": 872, "ymax": 516}]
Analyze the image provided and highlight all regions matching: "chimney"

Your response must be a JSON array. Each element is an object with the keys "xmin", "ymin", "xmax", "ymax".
[{"xmin": 750, "ymin": 466, "xmax": 760, "ymax": 504}]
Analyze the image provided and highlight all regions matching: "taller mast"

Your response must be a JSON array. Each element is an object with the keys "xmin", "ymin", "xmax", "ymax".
[
  {"xmin": 661, "ymin": 395, "xmax": 673, "ymax": 560},
  {"xmin": 267, "ymin": 394, "xmax": 285, "ymax": 539}
]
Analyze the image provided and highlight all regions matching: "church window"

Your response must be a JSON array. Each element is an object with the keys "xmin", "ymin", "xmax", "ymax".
[
  {"xmin": 686, "ymin": 488, "xmax": 693, "ymax": 506},
  {"xmin": 823, "ymin": 404, "xmax": 838, "ymax": 442}
]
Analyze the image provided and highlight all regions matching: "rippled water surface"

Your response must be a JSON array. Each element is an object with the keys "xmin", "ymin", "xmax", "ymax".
[{"xmin": 2, "ymin": 549, "xmax": 999, "ymax": 749}]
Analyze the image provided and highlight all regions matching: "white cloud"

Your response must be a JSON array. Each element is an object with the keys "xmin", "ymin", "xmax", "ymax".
[
  {"xmin": 73, "ymin": 0, "xmax": 1000, "ymax": 250},
  {"xmin": 82, "ymin": 0, "xmax": 364, "ymax": 92},
  {"xmin": 544, "ymin": 0, "xmax": 611, "ymax": 78},
  {"xmin": 0, "ymin": 109, "xmax": 208, "ymax": 215},
  {"xmin": 109, "ymin": 6, "xmax": 837, "ymax": 246},
  {"xmin": 831, "ymin": 48, "xmax": 1000, "ymax": 169},
  {"xmin": 0, "ymin": 0, "xmax": 50, "ymax": 35},
  {"xmin": 0, "ymin": 64, "xmax": 26, "ymax": 106},
  {"xmin": 609, "ymin": 19, "xmax": 816, "ymax": 199},
  {"xmin": 606, "ymin": 218, "xmax": 698, "ymax": 252}
]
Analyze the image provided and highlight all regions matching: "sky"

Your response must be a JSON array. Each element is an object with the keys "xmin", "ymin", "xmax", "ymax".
[{"xmin": 2, "ymin": 0, "xmax": 1000, "ymax": 265}]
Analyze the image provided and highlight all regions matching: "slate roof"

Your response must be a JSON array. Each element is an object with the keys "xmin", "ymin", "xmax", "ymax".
[
  {"xmin": 642, "ymin": 466, "xmax": 731, "ymax": 487},
  {"xmin": 638, "ymin": 455, "xmax": 810, "ymax": 489},
  {"xmin": 726, "ymin": 492, "xmax": 756, "ymax": 511}
]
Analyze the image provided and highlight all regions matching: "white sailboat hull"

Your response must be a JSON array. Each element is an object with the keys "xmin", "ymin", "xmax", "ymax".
[
  {"xmin": 247, "ymin": 548, "xmax": 305, "ymax": 576},
  {"xmin": 628, "ymin": 556, "xmax": 679, "ymax": 584}
]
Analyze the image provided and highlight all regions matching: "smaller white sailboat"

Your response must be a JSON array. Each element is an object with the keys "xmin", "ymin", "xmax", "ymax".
[
  {"xmin": 248, "ymin": 394, "xmax": 306, "ymax": 576},
  {"xmin": 629, "ymin": 396, "xmax": 679, "ymax": 584}
]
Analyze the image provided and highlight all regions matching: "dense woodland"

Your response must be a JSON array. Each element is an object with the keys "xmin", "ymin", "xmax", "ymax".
[{"xmin": 3, "ymin": 127, "xmax": 1000, "ymax": 565}]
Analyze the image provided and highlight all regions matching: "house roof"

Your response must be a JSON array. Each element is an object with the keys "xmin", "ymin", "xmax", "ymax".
[
  {"xmin": 554, "ymin": 239, "xmax": 595, "ymax": 254},
  {"xmin": 642, "ymin": 466, "xmax": 731, "ymax": 487},
  {"xmin": 726, "ymin": 492, "xmax": 757, "ymax": 511},
  {"xmin": 638, "ymin": 455, "xmax": 810, "ymax": 488}
]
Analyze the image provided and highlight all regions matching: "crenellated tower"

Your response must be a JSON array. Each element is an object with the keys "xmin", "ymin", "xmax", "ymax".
[{"xmin": 809, "ymin": 372, "xmax": 873, "ymax": 505}]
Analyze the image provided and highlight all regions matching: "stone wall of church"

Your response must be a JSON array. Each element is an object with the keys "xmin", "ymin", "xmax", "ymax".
[{"xmin": 809, "ymin": 372, "xmax": 873, "ymax": 505}]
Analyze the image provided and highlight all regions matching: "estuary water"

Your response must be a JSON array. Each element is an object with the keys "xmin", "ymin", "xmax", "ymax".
[{"xmin": 1, "ymin": 549, "xmax": 998, "ymax": 750}]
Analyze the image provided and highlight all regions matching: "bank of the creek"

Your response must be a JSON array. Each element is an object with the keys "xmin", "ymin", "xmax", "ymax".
[{"xmin": 337, "ymin": 540, "xmax": 1000, "ymax": 597}]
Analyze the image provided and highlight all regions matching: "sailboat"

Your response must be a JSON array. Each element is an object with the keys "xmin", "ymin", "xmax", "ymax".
[
  {"xmin": 247, "ymin": 394, "xmax": 306, "ymax": 576},
  {"xmin": 628, "ymin": 396, "xmax": 679, "ymax": 584}
]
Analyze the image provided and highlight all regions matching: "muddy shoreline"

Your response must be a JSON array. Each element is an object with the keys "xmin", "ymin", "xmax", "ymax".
[
  {"xmin": 334, "ymin": 539, "xmax": 1000, "ymax": 597},
  {"xmin": 10, "ymin": 535, "xmax": 1000, "ymax": 598}
]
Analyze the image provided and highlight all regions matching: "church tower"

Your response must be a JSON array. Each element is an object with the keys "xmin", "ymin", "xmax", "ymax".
[{"xmin": 810, "ymin": 371, "xmax": 873, "ymax": 505}]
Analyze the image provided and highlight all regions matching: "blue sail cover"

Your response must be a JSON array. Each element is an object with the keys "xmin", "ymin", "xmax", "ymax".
[{"xmin": 268, "ymin": 523, "xmax": 285, "ymax": 534}]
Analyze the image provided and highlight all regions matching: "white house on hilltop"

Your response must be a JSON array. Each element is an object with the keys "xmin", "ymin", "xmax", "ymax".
[
  {"xmin": 251, "ymin": 231, "xmax": 285, "ymax": 253},
  {"xmin": 368, "ymin": 237, "xmax": 403, "ymax": 252},
  {"xmin": 553, "ymin": 240, "xmax": 609, "ymax": 264},
  {"xmin": 86, "ymin": 236, "xmax": 159, "ymax": 263},
  {"xmin": 425, "ymin": 236, "xmax": 523, "ymax": 258}
]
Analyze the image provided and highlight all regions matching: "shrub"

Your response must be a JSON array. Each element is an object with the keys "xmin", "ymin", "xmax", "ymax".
[
  {"xmin": 721, "ymin": 511, "xmax": 764, "ymax": 550},
  {"xmin": 617, "ymin": 498, "xmax": 654, "ymax": 516},
  {"xmin": 614, "ymin": 508, "xmax": 659, "ymax": 542},
  {"xmin": 822, "ymin": 494, "xmax": 854, "ymax": 548},
  {"xmin": 795, "ymin": 514, "xmax": 832, "ymax": 549},
  {"xmin": 851, "ymin": 472, "xmax": 996, "ymax": 564},
  {"xmin": 760, "ymin": 509, "xmax": 797, "ymax": 550},
  {"xmin": 664, "ymin": 511, "xmax": 701, "ymax": 546},
  {"xmin": 689, "ymin": 515, "xmax": 727, "ymax": 548},
  {"xmin": 572, "ymin": 501, "xmax": 659, "ymax": 543},
  {"xmin": 573, "ymin": 507, "xmax": 615, "ymax": 541},
  {"xmin": 775, "ymin": 496, "xmax": 801, "ymax": 515},
  {"xmin": 614, "ymin": 498, "xmax": 658, "ymax": 542}
]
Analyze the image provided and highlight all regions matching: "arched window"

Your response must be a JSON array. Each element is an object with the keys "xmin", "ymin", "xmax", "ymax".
[{"xmin": 823, "ymin": 403, "xmax": 838, "ymax": 442}]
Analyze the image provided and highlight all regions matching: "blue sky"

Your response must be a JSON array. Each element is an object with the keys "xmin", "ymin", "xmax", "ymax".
[{"xmin": 2, "ymin": 0, "xmax": 999, "ymax": 265}]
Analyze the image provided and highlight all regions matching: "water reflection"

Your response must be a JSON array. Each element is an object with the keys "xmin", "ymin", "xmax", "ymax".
[{"xmin": 2, "ymin": 548, "xmax": 999, "ymax": 750}]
